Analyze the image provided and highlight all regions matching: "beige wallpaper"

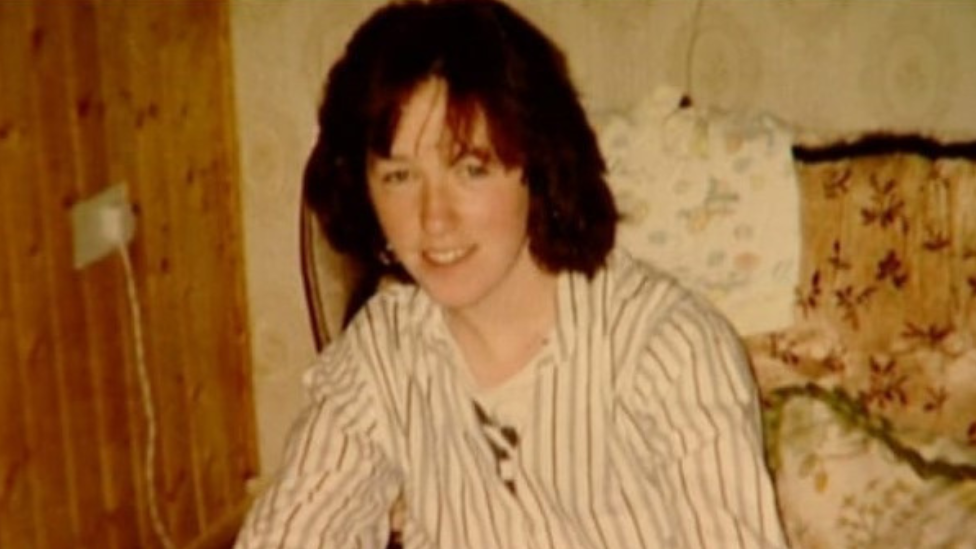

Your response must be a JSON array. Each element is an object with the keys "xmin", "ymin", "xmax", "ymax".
[{"xmin": 230, "ymin": 0, "xmax": 976, "ymax": 474}]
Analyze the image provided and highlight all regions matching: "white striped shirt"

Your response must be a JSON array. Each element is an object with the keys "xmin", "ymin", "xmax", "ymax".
[{"xmin": 236, "ymin": 250, "xmax": 788, "ymax": 549}]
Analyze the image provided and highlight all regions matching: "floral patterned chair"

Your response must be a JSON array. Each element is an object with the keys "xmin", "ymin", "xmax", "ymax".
[{"xmin": 746, "ymin": 137, "xmax": 976, "ymax": 549}]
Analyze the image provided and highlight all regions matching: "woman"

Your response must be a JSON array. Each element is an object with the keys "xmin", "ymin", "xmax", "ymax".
[{"xmin": 236, "ymin": 1, "xmax": 788, "ymax": 548}]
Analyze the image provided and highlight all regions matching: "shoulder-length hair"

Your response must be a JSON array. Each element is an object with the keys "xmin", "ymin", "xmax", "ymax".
[{"xmin": 304, "ymin": 0, "xmax": 618, "ymax": 321}]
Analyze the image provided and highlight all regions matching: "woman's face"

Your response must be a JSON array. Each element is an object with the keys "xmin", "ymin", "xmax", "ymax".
[{"xmin": 366, "ymin": 78, "xmax": 542, "ymax": 317}]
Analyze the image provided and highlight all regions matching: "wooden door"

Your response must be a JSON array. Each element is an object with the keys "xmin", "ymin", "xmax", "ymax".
[{"xmin": 0, "ymin": 1, "xmax": 258, "ymax": 547}]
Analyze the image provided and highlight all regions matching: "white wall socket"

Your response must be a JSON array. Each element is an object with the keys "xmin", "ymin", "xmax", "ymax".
[{"xmin": 71, "ymin": 183, "xmax": 136, "ymax": 269}]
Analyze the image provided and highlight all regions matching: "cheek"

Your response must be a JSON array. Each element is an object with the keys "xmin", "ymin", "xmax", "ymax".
[
  {"xmin": 492, "ymin": 188, "xmax": 532, "ymax": 232},
  {"xmin": 369, "ymin": 192, "xmax": 418, "ymax": 244}
]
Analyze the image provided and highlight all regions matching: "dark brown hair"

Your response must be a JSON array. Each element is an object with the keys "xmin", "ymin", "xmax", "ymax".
[{"xmin": 303, "ymin": 0, "xmax": 618, "ymax": 322}]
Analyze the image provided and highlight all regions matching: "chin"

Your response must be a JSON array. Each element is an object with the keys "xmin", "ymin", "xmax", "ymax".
[
  {"xmin": 414, "ymin": 275, "xmax": 487, "ymax": 311},
  {"xmin": 420, "ymin": 284, "xmax": 480, "ymax": 310}
]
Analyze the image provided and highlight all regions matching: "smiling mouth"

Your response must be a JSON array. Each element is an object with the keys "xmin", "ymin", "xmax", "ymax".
[{"xmin": 423, "ymin": 246, "xmax": 473, "ymax": 266}]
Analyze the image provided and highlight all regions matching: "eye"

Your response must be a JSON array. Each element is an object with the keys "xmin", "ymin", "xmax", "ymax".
[
  {"xmin": 456, "ymin": 156, "xmax": 493, "ymax": 180},
  {"xmin": 371, "ymin": 161, "xmax": 413, "ymax": 186},
  {"xmin": 381, "ymin": 168, "xmax": 412, "ymax": 185}
]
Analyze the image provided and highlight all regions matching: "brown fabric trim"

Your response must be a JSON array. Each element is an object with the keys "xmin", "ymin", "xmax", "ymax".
[{"xmin": 793, "ymin": 133, "xmax": 976, "ymax": 163}]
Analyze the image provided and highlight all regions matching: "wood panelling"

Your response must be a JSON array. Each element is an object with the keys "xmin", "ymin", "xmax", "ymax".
[{"xmin": 0, "ymin": 1, "xmax": 257, "ymax": 547}]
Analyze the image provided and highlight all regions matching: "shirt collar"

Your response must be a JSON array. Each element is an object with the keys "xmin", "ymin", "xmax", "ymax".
[
  {"xmin": 552, "ymin": 268, "xmax": 580, "ymax": 365},
  {"xmin": 399, "ymin": 266, "xmax": 584, "ymax": 368}
]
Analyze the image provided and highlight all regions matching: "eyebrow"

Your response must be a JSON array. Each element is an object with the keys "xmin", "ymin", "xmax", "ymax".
[
  {"xmin": 449, "ymin": 143, "xmax": 496, "ymax": 163},
  {"xmin": 368, "ymin": 142, "xmax": 498, "ymax": 165}
]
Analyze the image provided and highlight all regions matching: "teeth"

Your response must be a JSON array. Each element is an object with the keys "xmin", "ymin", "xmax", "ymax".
[{"xmin": 425, "ymin": 247, "xmax": 469, "ymax": 265}]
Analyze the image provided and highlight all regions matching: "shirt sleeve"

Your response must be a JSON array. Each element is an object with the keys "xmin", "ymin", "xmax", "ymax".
[
  {"xmin": 624, "ymin": 295, "xmax": 788, "ymax": 549},
  {"xmin": 235, "ymin": 337, "xmax": 402, "ymax": 549}
]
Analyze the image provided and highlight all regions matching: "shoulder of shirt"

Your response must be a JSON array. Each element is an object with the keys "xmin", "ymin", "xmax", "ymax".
[
  {"xmin": 328, "ymin": 280, "xmax": 436, "ymax": 352},
  {"xmin": 360, "ymin": 280, "xmax": 435, "ymax": 329},
  {"xmin": 604, "ymin": 248, "xmax": 690, "ymax": 306},
  {"xmin": 601, "ymin": 248, "xmax": 729, "ymax": 329},
  {"xmin": 304, "ymin": 281, "xmax": 429, "ymax": 395}
]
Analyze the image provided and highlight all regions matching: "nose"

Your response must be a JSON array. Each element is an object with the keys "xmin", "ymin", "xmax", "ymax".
[{"xmin": 420, "ymin": 176, "xmax": 456, "ymax": 235}]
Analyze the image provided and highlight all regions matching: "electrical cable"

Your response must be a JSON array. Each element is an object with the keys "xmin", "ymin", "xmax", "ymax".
[{"xmin": 115, "ymin": 219, "xmax": 177, "ymax": 549}]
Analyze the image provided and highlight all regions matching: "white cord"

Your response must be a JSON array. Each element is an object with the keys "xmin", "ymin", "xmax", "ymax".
[{"xmin": 117, "ymin": 239, "xmax": 177, "ymax": 549}]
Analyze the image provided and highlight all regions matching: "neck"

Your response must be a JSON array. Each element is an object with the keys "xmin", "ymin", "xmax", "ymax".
[{"xmin": 444, "ymin": 257, "xmax": 557, "ymax": 390}]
